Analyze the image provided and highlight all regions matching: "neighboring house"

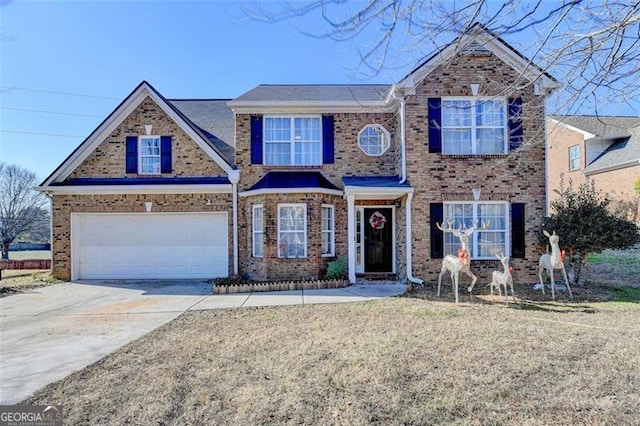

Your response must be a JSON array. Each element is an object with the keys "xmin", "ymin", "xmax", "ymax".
[
  {"xmin": 37, "ymin": 24, "xmax": 558, "ymax": 284},
  {"xmin": 547, "ymin": 116, "xmax": 640, "ymax": 212}
]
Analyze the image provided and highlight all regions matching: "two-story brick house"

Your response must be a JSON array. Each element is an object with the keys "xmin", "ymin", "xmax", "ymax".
[{"xmin": 38, "ymin": 24, "xmax": 558, "ymax": 285}]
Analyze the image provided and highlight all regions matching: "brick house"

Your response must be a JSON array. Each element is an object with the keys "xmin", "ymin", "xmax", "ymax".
[
  {"xmin": 38, "ymin": 25, "xmax": 558, "ymax": 284},
  {"xmin": 547, "ymin": 116, "xmax": 640, "ymax": 215}
]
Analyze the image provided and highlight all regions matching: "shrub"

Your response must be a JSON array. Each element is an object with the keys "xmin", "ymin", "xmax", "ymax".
[{"xmin": 325, "ymin": 256, "xmax": 348, "ymax": 279}]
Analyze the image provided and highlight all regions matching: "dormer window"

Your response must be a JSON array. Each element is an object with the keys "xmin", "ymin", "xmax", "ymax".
[
  {"xmin": 358, "ymin": 124, "xmax": 390, "ymax": 156},
  {"xmin": 441, "ymin": 98, "xmax": 507, "ymax": 155}
]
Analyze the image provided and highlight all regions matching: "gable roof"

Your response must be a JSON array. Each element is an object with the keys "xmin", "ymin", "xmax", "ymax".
[
  {"xmin": 550, "ymin": 115, "xmax": 640, "ymax": 174},
  {"xmin": 39, "ymin": 81, "xmax": 235, "ymax": 187},
  {"xmin": 398, "ymin": 23, "xmax": 559, "ymax": 91},
  {"xmin": 228, "ymin": 84, "xmax": 393, "ymax": 113}
]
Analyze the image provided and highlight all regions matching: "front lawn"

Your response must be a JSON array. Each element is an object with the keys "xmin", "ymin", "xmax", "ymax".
[{"xmin": 25, "ymin": 297, "xmax": 640, "ymax": 425}]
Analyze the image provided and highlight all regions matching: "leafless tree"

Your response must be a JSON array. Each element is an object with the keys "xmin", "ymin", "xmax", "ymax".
[
  {"xmin": 0, "ymin": 163, "xmax": 49, "ymax": 260},
  {"xmin": 243, "ymin": 0, "xmax": 640, "ymax": 114}
]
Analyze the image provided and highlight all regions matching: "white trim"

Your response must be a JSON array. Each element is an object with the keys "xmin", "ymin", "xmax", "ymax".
[
  {"xmin": 138, "ymin": 135, "xmax": 161, "ymax": 175},
  {"xmin": 547, "ymin": 118, "xmax": 596, "ymax": 140},
  {"xmin": 252, "ymin": 205, "xmax": 264, "ymax": 258},
  {"xmin": 583, "ymin": 159, "xmax": 640, "ymax": 176},
  {"xmin": 321, "ymin": 204, "xmax": 335, "ymax": 257},
  {"xmin": 347, "ymin": 195, "xmax": 356, "ymax": 283},
  {"xmin": 405, "ymin": 192, "xmax": 423, "ymax": 284},
  {"xmin": 343, "ymin": 186, "xmax": 413, "ymax": 201},
  {"xmin": 263, "ymin": 115, "xmax": 322, "ymax": 166},
  {"xmin": 277, "ymin": 203, "xmax": 308, "ymax": 258},
  {"xmin": 71, "ymin": 211, "xmax": 228, "ymax": 281},
  {"xmin": 568, "ymin": 145, "xmax": 581, "ymax": 171},
  {"xmin": 40, "ymin": 82, "xmax": 233, "ymax": 188},
  {"xmin": 240, "ymin": 187, "xmax": 343, "ymax": 197},
  {"xmin": 356, "ymin": 205, "xmax": 397, "ymax": 274},
  {"xmin": 442, "ymin": 201, "xmax": 510, "ymax": 260},
  {"xmin": 441, "ymin": 97, "xmax": 508, "ymax": 155},
  {"xmin": 399, "ymin": 29, "xmax": 559, "ymax": 91},
  {"xmin": 357, "ymin": 124, "xmax": 391, "ymax": 156},
  {"xmin": 36, "ymin": 184, "xmax": 232, "ymax": 195}
]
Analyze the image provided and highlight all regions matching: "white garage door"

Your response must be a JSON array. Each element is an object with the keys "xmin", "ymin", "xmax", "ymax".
[{"xmin": 72, "ymin": 213, "xmax": 228, "ymax": 280}]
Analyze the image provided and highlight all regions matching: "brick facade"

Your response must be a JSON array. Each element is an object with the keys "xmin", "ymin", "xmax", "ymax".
[
  {"xmin": 50, "ymin": 193, "xmax": 233, "ymax": 280},
  {"xmin": 70, "ymin": 96, "xmax": 227, "ymax": 179},
  {"xmin": 50, "ymin": 95, "xmax": 232, "ymax": 279},
  {"xmin": 46, "ymin": 38, "xmax": 552, "ymax": 285},
  {"xmin": 404, "ymin": 51, "xmax": 548, "ymax": 283}
]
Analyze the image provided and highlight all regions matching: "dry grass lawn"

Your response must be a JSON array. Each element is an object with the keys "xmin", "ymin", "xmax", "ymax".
[{"xmin": 24, "ymin": 296, "xmax": 640, "ymax": 425}]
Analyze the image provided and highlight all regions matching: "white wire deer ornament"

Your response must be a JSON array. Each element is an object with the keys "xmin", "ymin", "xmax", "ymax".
[
  {"xmin": 538, "ymin": 230, "xmax": 573, "ymax": 299},
  {"xmin": 488, "ymin": 253, "xmax": 515, "ymax": 301},
  {"xmin": 437, "ymin": 219, "xmax": 489, "ymax": 303}
]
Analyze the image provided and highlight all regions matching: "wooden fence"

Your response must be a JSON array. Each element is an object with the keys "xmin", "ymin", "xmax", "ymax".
[{"xmin": 0, "ymin": 259, "xmax": 51, "ymax": 270}]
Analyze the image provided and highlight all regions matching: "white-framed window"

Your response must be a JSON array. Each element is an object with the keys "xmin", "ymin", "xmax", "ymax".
[
  {"xmin": 442, "ymin": 98, "xmax": 507, "ymax": 155},
  {"xmin": 569, "ymin": 145, "xmax": 580, "ymax": 171},
  {"xmin": 139, "ymin": 136, "xmax": 161, "ymax": 174},
  {"xmin": 321, "ymin": 204, "xmax": 335, "ymax": 257},
  {"xmin": 264, "ymin": 116, "xmax": 322, "ymax": 165},
  {"xmin": 443, "ymin": 201, "xmax": 509, "ymax": 259},
  {"xmin": 278, "ymin": 204, "xmax": 307, "ymax": 258},
  {"xmin": 358, "ymin": 124, "xmax": 390, "ymax": 156},
  {"xmin": 252, "ymin": 205, "xmax": 264, "ymax": 258}
]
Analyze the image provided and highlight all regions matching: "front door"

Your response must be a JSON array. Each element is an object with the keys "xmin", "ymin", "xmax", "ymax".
[{"xmin": 364, "ymin": 208, "xmax": 393, "ymax": 272}]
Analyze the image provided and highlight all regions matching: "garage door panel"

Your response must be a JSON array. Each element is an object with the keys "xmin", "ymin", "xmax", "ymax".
[{"xmin": 74, "ymin": 213, "xmax": 228, "ymax": 279}]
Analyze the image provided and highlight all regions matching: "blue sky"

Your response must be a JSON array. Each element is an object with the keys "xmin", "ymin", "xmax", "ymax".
[{"xmin": 1, "ymin": 0, "xmax": 637, "ymax": 181}]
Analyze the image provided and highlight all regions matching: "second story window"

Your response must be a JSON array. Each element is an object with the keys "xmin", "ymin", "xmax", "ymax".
[
  {"xmin": 264, "ymin": 116, "xmax": 322, "ymax": 166},
  {"xmin": 139, "ymin": 136, "xmax": 161, "ymax": 174},
  {"xmin": 358, "ymin": 124, "xmax": 391, "ymax": 156},
  {"xmin": 569, "ymin": 145, "xmax": 580, "ymax": 171},
  {"xmin": 442, "ymin": 98, "xmax": 507, "ymax": 155}
]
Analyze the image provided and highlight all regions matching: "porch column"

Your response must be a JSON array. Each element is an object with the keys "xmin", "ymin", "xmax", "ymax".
[{"xmin": 347, "ymin": 194, "xmax": 356, "ymax": 284}]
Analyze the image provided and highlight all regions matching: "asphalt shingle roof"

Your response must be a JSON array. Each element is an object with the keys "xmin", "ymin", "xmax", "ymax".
[
  {"xmin": 232, "ymin": 84, "xmax": 392, "ymax": 103},
  {"xmin": 168, "ymin": 99, "xmax": 235, "ymax": 165},
  {"xmin": 551, "ymin": 115, "xmax": 640, "ymax": 173}
]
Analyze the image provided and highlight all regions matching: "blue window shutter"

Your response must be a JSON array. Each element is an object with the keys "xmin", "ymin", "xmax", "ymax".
[
  {"xmin": 428, "ymin": 98, "xmax": 442, "ymax": 153},
  {"xmin": 511, "ymin": 203, "xmax": 526, "ymax": 258},
  {"xmin": 250, "ymin": 115, "xmax": 263, "ymax": 164},
  {"xmin": 430, "ymin": 203, "xmax": 444, "ymax": 259},
  {"xmin": 125, "ymin": 136, "xmax": 138, "ymax": 173},
  {"xmin": 160, "ymin": 136, "xmax": 172, "ymax": 173},
  {"xmin": 508, "ymin": 97, "xmax": 523, "ymax": 151},
  {"xmin": 322, "ymin": 115, "xmax": 335, "ymax": 164}
]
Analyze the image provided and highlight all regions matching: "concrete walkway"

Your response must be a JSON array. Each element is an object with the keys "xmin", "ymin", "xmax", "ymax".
[{"xmin": 0, "ymin": 280, "xmax": 406, "ymax": 404}]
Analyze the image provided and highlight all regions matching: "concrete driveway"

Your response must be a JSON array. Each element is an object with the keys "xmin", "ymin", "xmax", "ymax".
[{"xmin": 0, "ymin": 280, "xmax": 405, "ymax": 404}]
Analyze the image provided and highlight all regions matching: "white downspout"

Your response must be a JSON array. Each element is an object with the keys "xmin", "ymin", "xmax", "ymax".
[
  {"xmin": 394, "ymin": 91, "xmax": 407, "ymax": 184},
  {"xmin": 405, "ymin": 192, "xmax": 423, "ymax": 285},
  {"xmin": 228, "ymin": 170, "xmax": 241, "ymax": 276}
]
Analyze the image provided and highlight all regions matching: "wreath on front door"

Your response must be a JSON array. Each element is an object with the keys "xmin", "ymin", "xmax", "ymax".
[{"xmin": 369, "ymin": 211, "xmax": 387, "ymax": 230}]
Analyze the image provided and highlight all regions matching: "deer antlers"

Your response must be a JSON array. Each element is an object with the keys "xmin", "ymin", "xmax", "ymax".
[{"xmin": 437, "ymin": 219, "xmax": 490, "ymax": 236}]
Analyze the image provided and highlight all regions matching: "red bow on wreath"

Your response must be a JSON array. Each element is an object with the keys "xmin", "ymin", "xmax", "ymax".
[{"xmin": 369, "ymin": 211, "xmax": 387, "ymax": 230}]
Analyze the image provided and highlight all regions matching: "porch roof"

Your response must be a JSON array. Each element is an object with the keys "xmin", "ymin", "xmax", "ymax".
[
  {"xmin": 240, "ymin": 171, "xmax": 343, "ymax": 197},
  {"xmin": 342, "ymin": 176, "xmax": 413, "ymax": 200}
]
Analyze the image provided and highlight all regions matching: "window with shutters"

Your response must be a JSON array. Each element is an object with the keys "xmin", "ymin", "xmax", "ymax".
[
  {"xmin": 441, "ymin": 98, "xmax": 507, "ymax": 155},
  {"xmin": 443, "ymin": 201, "xmax": 509, "ymax": 259},
  {"xmin": 139, "ymin": 136, "xmax": 161, "ymax": 174},
  {"xmin": 264, "ymin": 116, "xmax": 322, "ymax": 165}
]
